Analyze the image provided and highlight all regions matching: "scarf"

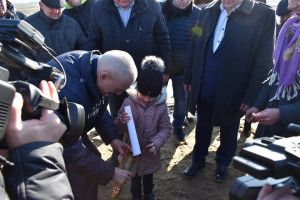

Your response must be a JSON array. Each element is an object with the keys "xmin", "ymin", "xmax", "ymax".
[{"xmin": 269, "ymin": 15, "xmax": 300, "ymax": 101}]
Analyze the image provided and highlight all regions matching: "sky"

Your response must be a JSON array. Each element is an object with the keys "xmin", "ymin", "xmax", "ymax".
[{"xmin": 10, "ymin": 0, "xmax": 39, "ymax": 5}]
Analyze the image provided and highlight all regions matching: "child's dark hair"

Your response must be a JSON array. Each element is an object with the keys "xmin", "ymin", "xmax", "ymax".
[{"xmin": 136, "ymin": 56, "xmax": 165, "ymax": 97}]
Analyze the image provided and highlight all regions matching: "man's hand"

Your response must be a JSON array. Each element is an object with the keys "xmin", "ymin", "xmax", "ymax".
[
  {"xmin": 257, "ymin": 184, "xmax": 299, "ymax": 200},
  {"xmin": 113, "ymin": 167, "xmax": 132, "ymax": 185},
  {"xmin": 5, "ymin": 81, "xmax": 67, "ymax": 148},
  {"xmin": 110, "ymin": 139, "xmax": 132, "ymax": 156},
  {"xmin": 240, "ymin": 103, "xmax": 251, "ymax": 112},
  {"xmin": 252, "ymin": 108, "xmax": 281, "ymax": 126},
  {"xmin": 245, "ymin": 107, "xmax": 260, "ymax": 122},
  {"xmin": 183, "ymin": 84, "xmax": 191, "ymax": 92}
]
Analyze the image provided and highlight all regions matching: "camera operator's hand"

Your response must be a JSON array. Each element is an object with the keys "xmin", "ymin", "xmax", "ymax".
[
  {"xmin": 257, "ymin": 184, "xmax": 299, "ymax": 200},
  {"xmin": 113, "ymin": 167, "xmax": 132, "ymax": 185},
  {"xmin": 246, "ymin": 107, "xmax": 260, "ymax": 122},
  {"xmin": 110, "ymin": 139, "xmax": 132, "ymax": 156},
  {"xmin": 5, "ymin": 81, "xmax": 67, "ymax": 148},
  {"xmin": 252, "ymin": 108, "xmax": 281, "ymax": 126}
]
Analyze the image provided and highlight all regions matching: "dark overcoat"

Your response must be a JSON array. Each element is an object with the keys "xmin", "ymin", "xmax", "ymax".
[
  {"xmin": 47, "ymin": 51, "xmax": 120, "ymax": 199},
  {"xmin": 183, "ymin": 0, "xmax": 275, "ymax": 125},
  {"xmin": 25, "ymin": 11, "xmax": 87, "ymax": 63},
  {"xmin": 87, "ymin": 0, "xmax": 171, "ymax": 71}
]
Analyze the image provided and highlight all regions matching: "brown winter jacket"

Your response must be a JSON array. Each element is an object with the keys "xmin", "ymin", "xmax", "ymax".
[{"xmin": 114, "ymin": 88, "xmax": 172, "ymax": 176}]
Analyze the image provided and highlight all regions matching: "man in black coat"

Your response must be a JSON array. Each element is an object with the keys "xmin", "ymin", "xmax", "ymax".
[
  {"xmin": 25, "ymin": 0, "xmax": 87, "ymax": 63},
  {"xmin": 183, "ymin": 0, "xmax": 275, "ymax": 182},
  {"xmin": 86, "ymin": 0, "xmax": 171, "ymax": 121},
  {"xmin": 63, "ymin": 0, "xmax": 95, "ymax": 37},
  {"xmin": 47, "ymin": 50, "xmax": 137, "ymax": 200}
]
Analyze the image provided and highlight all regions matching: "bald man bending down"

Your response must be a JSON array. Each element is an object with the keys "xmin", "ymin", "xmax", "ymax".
[{"xmin": 47, "ymin": 50, "xmax": 137, "ymax": 200}]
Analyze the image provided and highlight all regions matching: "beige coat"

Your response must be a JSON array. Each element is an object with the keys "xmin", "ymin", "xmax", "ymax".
[{"xmin": 114, "ymin": 88, "xmax": 172, "ymax": 176}]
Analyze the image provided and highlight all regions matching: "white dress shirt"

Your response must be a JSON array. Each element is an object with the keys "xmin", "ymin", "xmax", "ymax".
[
  {"xmin": 115, "ymin": 1, "xmax": 135, "ymax": 28},
  {"xmin": 213, "ymin": 3, "xmax": 241, "ymax": 53}
]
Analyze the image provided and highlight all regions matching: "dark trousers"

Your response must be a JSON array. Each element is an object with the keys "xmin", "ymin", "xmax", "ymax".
[
  {"xmin": 131, "ymin": 174, "xmax": 154, "ymax": 195},
  {"xmin": 192, "ymin": 99, "xmax": 240, "ymax": 167}
]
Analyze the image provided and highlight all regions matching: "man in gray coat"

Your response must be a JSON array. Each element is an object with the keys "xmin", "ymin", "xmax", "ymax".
[
  {"xmin": 25, "ymin": 0, "xmax": 87, "ymax": 63},
  {"xmin": 183, "ymin": 0, "xmax": 275, "ymax": 182}
]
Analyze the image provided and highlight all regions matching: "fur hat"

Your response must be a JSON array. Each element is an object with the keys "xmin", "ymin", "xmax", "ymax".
[
  {"xmin": 137, "ymin": 56, "xmax": 165, "ymax": 97},
  {"xmin": 41, "ymin": 0, "xmax": 66, "ymax": 8}
]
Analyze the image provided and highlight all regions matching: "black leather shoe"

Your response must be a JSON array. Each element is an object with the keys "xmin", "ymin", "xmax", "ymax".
[
  {"xmin": 215, "ymin": 165, "xmax": 228, "ymax": 183},
  {"xmin": 173, "ymin": 128, "xmax": 186, "ymax": 141},
  {"xmin": 184, "ymin": 163, "xmax": 205, "ymax": 178}
]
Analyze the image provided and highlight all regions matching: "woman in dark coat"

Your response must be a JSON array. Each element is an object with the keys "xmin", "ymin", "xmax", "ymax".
[{"xmin": 246, "ymin": 2, "xmax": 300, "ymax": 138}]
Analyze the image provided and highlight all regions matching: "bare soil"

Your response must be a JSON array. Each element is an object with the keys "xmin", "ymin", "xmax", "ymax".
[{"xmin": 93, "ymin": 96, "xmax": 256, "ymax": 200}]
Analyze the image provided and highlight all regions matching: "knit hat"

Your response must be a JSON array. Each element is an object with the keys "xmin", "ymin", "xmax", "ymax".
[
  {"xmin": 41, "ymin": 0, "xmax": 66, "ymax": 8},
  {"xmin": 276, "ymin": 0, "xmax": 291, "ymax": 16},
  {"xmin": 137, "ymin": 56, "xmax": 165, "ymax": 97}
]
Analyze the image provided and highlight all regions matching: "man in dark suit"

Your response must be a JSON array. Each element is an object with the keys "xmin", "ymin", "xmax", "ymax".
[{"xmin": 183, "ymin": 0, "xmax": 275, "ymax": 182}]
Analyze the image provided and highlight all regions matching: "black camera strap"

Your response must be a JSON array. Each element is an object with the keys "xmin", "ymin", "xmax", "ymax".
[{"xmin": 38, "ymin": 97, "xmax": 59, "ymax": 111}]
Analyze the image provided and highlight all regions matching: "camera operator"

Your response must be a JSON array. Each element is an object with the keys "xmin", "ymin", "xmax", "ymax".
[{"xmin": 1, "ymin": 80, "xmax": 73, "ymax": 199}]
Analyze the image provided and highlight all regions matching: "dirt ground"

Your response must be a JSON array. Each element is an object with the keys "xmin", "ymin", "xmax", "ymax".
[{"xmin": 93, "ymin": 90, "xmax": 256, "ymax": 200}]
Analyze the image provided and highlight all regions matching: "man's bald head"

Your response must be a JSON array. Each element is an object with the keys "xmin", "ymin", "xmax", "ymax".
[{"xmin": 96, "ymin": 50, "xmax": 137, "ymax": 96}]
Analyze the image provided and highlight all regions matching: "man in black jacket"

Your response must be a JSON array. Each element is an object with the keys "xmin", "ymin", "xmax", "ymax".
[
  {"xmin": 63, "ymin": 0, "xmax": 95, "ymax": 37},
  {"xmin": 183, "ymin": 0, "xmax": 275, "ymax": 182},
  {"xmin": 161, "ymin": 0, "xmax": 200, "ymax": 141},
  {"xmin": 47, "ymin": 50, "xmax": 138, "ymax": 200},
  {"xmin": 25, "ymin": 0, "xmax": 87, "ymax": 63},
  {"xmin": 86, "ymin": 0, "xmax": 171, "ymax": 120}
]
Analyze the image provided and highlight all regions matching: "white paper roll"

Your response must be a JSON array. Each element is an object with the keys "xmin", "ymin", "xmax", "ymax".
[{"xmin": 124, "ymin": 105, "xmax": 141, "ymax": 156}]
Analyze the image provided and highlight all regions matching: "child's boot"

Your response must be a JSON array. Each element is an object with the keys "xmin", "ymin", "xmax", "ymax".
[
  {"xmin": 143, "ymin": 183, "xmax": 156, "ymax": 200},
  {"xmin": 144, "ymin": 193, "xmax": 156, "ymax": 200}
]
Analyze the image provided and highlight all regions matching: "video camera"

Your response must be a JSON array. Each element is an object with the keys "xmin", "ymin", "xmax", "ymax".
[
  {"xmin": 0, "ymin": 19, "xmax": 85, "ymax": 147},
  {"xmin": 230, "ymin": 124, "xmax": 300, "ymax": 200}
]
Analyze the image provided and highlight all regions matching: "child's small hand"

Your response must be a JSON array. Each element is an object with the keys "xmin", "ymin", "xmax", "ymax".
[
  {"xmin": 121, "ymin": 112, "xmax": 131, "ymax": 124},
  {"xmin": 147, "ymin": 143, "xmax": 156, "ymax": 155}
]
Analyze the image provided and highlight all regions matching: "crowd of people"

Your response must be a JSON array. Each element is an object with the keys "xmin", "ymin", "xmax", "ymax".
[{"xmin": 0, "ymin": 0, "xmax": 300, "ymax": 199}]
